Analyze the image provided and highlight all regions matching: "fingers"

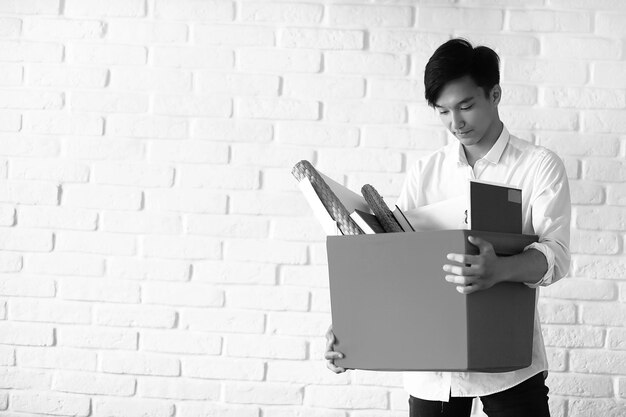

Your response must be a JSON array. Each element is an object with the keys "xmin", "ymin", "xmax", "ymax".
[
  {"xmin": 324, "ymin": 325, "xmax": 346, "ymax": 373},
  {"xmin": 444, "ymin": 274, "xmax": 476, "ymax": 286},
  {"xmin": 326, "ymin": 361, "xmax": 346, "ymax": 373}
]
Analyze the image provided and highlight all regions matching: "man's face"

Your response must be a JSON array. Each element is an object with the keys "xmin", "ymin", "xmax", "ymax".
[{"xmin": 433, "ymin": 75, "xmax": 500, "ymax": 148}]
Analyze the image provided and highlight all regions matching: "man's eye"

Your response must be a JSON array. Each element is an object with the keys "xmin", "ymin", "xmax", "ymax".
[
  {"xmin": 460, "ymin": 105, "xmax": 473, "ymax": 111},
  {"xmin": 438, "ymin": 110, "xmax": 449, "ymax": 115}
]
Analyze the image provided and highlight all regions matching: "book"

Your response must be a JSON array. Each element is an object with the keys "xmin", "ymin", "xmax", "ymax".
[
  {"xmin": 351, "ymin": 209, "xmax": 385, "ymax": 234},
  {"xmin": 469, "ymin": 179, "xmax": 522, "ymax": 234},
  {"xmin": 392, "ymin": 205, "xmax": 415, "ymax": 232}
]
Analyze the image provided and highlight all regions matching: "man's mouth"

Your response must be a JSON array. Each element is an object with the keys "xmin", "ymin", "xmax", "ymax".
[{"xmin": 456, "ymin": 130, "xmax": 473, "ymax": 137}]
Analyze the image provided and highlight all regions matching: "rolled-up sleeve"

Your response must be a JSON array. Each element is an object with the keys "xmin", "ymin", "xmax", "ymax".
[{"xmin": 523, "ymin": 150, "xmax": 571, "ymax": 288}]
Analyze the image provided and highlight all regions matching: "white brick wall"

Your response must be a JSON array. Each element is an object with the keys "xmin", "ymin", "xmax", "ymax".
[{"xmin": 0, "ymin": 1, "xmax": 624, "ymax": 416}]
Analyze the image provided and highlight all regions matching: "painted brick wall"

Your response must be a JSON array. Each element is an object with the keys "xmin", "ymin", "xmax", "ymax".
[{"xmin": 0, "ymin": 0, "xmax": 624, "ymax": 416}]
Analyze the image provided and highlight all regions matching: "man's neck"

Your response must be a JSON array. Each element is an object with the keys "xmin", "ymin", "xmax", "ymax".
[{"xmin": 463, "ymin": 120, "xmax": 503, "ymax": 167}]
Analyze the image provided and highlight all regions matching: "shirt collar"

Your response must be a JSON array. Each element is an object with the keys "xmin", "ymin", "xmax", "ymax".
[{"xmin": 455, "ymin": 124, "xmax": 510, "ymax": 166}]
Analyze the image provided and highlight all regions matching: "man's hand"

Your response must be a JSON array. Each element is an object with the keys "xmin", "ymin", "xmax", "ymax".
[
  {"xmin": 443, "ymin": 235, "xmax": 505, "ymax": 294},
  {"xmin": 324, "ymin": 324, "xmax": 346, "ymax": 373}
]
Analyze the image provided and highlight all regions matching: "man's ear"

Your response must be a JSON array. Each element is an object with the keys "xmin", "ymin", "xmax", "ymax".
[{"xmin": 491, "ymin": 85, "xmax": 502, "ymax": 106}]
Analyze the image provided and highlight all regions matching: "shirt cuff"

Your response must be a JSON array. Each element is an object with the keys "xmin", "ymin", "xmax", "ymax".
[{"xmin": 522, "ymin": 242, "xmax": 555, "ymax": 288}]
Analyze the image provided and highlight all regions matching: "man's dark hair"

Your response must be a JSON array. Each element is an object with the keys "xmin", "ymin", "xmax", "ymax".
[{"xmin": 424, "ymin": 38, "xmax": 500, "ymax": 107}]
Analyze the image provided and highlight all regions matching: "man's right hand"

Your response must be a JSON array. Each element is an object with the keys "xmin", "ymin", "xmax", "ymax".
[{"xmin": 324, "ymin": 324, "xmax": 346, "ymax": 373}]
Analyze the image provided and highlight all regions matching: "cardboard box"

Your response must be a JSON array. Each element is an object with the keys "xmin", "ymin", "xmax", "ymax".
[{"xmin": 327, "ymin": 229, "xmax": 538, "ymax": 372}]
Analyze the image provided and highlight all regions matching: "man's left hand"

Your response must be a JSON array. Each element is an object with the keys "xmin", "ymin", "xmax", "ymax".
[{"xmin": 443, "ymin": 235, "xmax": 505, "ymax": 294}]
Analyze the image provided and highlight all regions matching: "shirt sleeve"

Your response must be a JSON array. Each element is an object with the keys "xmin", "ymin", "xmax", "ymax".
[{"xmin": 523, "ymin": 149, "xmax": 571, "ymax": 288}]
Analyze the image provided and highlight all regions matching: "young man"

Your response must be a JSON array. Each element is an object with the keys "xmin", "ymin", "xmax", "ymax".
[{"xmin": 325, "ymin": 39, "xmax": 571, "ymax": 417}]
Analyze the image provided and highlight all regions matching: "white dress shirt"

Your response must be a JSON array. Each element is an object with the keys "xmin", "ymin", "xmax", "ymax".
[{"xmin": 396, "ymin": 125, "xmax": 571, "ymax": 401}]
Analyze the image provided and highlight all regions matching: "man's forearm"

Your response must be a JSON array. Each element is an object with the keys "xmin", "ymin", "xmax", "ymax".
[{"xmin": 496, "ymin": 248, "xmax": 548, "ymax": 286}]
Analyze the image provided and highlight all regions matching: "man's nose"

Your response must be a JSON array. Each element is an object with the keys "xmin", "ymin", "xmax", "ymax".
[{"xmin": 452, "ymin": 111, "xmax": 465, "ymax": 130}]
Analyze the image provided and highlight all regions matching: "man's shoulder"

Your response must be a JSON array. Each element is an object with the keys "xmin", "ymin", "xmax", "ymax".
[{"xmin": 507, "ymin": 133, "xmax": 560, "ymax": 163}]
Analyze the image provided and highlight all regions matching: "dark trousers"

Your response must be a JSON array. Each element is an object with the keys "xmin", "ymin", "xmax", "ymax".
[{"xmin": 408, "ymin": 372, "xmax": 550, "ymax": 417}]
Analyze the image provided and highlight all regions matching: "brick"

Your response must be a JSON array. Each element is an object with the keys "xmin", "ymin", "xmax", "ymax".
[
  {"xmin": 241, "ymin": 2, "xmax": 323, "ymax": 24},
  {"xmin": 197, "ymin": 72, "xmax": 279, "ymax": 96},
  {"xmin": 317, "ymin": 148, "xmax": 403, "ymax": 174},
  {"xmin": 571, "ymin": 349, "xmax": 626, "ymax": 374},
  {"xmin": 225, "ymin": 381, "xmax": 303, "ymax": 405},
  {"xmin": 571, "ymin": 230, "xmax": 620, "ymax": 255},
  {"xmin": 94, "ymin": 162, "xmax": 174, "ymax": 187},
  {"xmin": 576, "ymin": 206, "xmax": 626, "ymax": 230},
  {"xmin": 543, "ymin": 36, "xmax": 621, "ymax": 60},
  {"xmin": 71, "ymin": 91, "xmax": 148, "ymax": 113},
  {"xmin": 542, "ymin": 325, "xmax": 604, "ymax": 348},
  {"xmin": 238, "ymin": 97, "xmax": 319, "ymax": 121},
  {"xmin": 95, "ymin": 304, "xmax": 177, "ymax": 329},
  {"xmin": 0, "ymin": 17, "xmax": 20, "ymax": 37},
  {"xmin": 0, "ymin": 0, "xmax": 60, "ymax": 14},
  {"xmin": 270, "ymin": 217, "xmax": 326, "ymax": 242},
  {"xmin": 62, "ymin": 184, "xmax": 142, "ymax": 210},
  {"xmin": 193, "ymin": 260, "xmax": 275, "ymax": 285},
  {"xmin": 509, "ymin": 10, "xmax": 591, "ymax": 32},
  {"xmin": 191, "ymin": 118, "xmax": 273, "ymax": 142},
  {"xmin": 0, "ymin": 367, "xmax": 51, "ymax": 389},
  {"xmin": 11, "ymin": 391, "xmax": 90, "ymax": 416},
  {"xmin": 0, "ymin": 40, "xmax": 62, "ymax": 62},
  {"xmin": 180, "ymin": 307, "xmax": 265, "ymax": 333},
  {"xmin": 354, "ymin": 370, "xmax": 404, "ymax": 387},
  {"xmin": 18, "ymin": 206, "xmax": 97, "ymax": 230},
  {"xmin": 0, "ymin": 346, "xmax": 14, "ymax": 366},
  {"xmin": 0, "ymin": 205, "xmax": 15, "ymax": 226},
  {"xmin": 581, "ymin": 303, "xmax": 626, "ymax": 327},
  {"xmin": 54, "ymin": 371, "xmax": 136, "ymax": 396},
  {"xmin": 608, "ymin": 328, "xmax": 626, "ymax": 350},
  {"xmin": 0, "ymin": 89, "xmax": 63, "ymax": 109},
  {"xmin": 186, "ymin": 214, "xmax": 268, "ymax": 238},
  {"xmin": 153, "ymin": 94, "xmax": 231, "ymax": 117},
  {"xmin": 536, "ymin": 133, "xmax": 619, "ymax": 157},
  {"xmin": 369, "ymin": 78, "xmax": 422, "ymax": 101},
  {"xmin": 195, "ymin": 24, "xmax": 274, "ymax": 47},
  {"xmin": 505, "ymin": 59, "xmax": 587, "ymax": 84},
  {"xmin": 93, "ymin": 397, "xmax": 174, "ymax": 417},
  {"xmin": 107, "ymin": 114, "xmax": 187, "ymax": 139},
  {"xmin": 102, "ymin": 211, "xmax": 181, "ymax": 235},
  {"xmin": 326, "ymin": 51, "xmax": 407, "ymax": 75},
  {"xmin": 0, "ymin": 322, "xmax": 53, "ymax": 346},
  {"xmin": 152, "ymin": 46, "xmax": 233, "ymax": 69},
  {"xmin": 537, "ymin": 300, "xmax": 577, "ymax": 324},
  {"xmin": 279, "ymin": 28, "xmax": 363, "ymax": 50},
  {"xmin": 68, "ymin": 43, "xmax": 146, "ymax": 65},
  {"xmin": 582, "ymin": 158, "xmax": 626, "ymax": 182},
  {"xmin": 326, "ymin": 100, "xmax": 406, "ymax": 124},
  {"xmin": 239, "ymin": 48, "xmax": 321, "ymax": 73},
  {"xmin": 25, "ymin": 112, "xmax": 103, "ymax": 135},
  {"xmin": 545, "ymin": 348, "xmax": 568, "ymax": 371},
  {"xmin": 142, "ymin": 235, "xmax": 222, "ymax": 260},
  {"xmin": 58, "ymin": 276, "xmax": 139, "ymax": 303},
  {"xmin": 223, "ymin": 239, "xmax": 307, "ymax": 265},
  {"xmin": 607, "ymin": 183, "xmax": 626, "ymax": 205},
  {"xmin": 280, "ymin": 265, "xmax": 328, "ymax": 288},
  {"xmin": 141, "ymin": 330, "xmax": 221, "ymax": 354},
  {"xmin": 9, "ymin": 298, "xmax": 91, "ymax": 324},
  {"xmin": 109, "ymin": 67, "xmax": 192, "ymax": 92},
  {"xmin": 106, "ymin": 20, "xmax": 187, "ymax": 43},
  {"xmin": 149, "ymin": 140, "xmax": 228, "ymax": 164},
  {"xmin": 56, "ymin": 231, "xmax": 136, "ymax": 256},
  {"xmin": 226, "ymin": 334, "xmax": 307, "ymax": 360},
  {"xmin": 284, "ymin": 74, "xmax": 364, "ymax": 99},
  {"xmin": 329, "ymin": 4, "xmax": 412, "ymax": 27},
  {"xmin": 27, "ymin": 65, "xmax": 107, "ymax": 88},
  {"xmin": 500, "ymin": 85, "xmax": 538, "ymax": 105},
  {"xmin": 65, "ymin": 0, "xmax": 144, "ymax": 16},
  {"xmin": 585, "ymin": 110, "xmax": 626, "ymax": 133},
  {"xmin": 65, "ymin": 137, "xmax": 144, "ymax": 160},
  {"xmin": 178, "ymin": 403, "xmax": 260, "ymax": 417},
  {"xmin": 155, "ymin": 0, "xmax": 234, "ymax": 21},
  {"xmin": 542, "ymin": 87, "xmax": 625, "ymax": 109},
  {"xmin": 0, "ymin": 112, "xmax": 21, "ymax": 131},
  {"xmin": 266, "ymin": 360, "xmax": 350, "ymax": 385},
  {"xmin": 263, "ymin": 408, "xmax": 346, "ymax": 417},
  {"xmin": 58, "ymin": 325, "xmax": 137, "ymax": 350},
  {"xmin": 227, "ymin": 285, "xmax": 308, "ymax": 311},
  {"xmin": 370, "ymin": 31, "xmax": 449, "ymax": 54},
  {"xmin": 144, "ymin": 188, "xmax": 227, "ymax": 213},
  {"xmin": 0, "ymin": 253, "xmax": 21, "ymax": 272},
  {"xmin": 0, "ymin": 64, "xmax": 22, "ymax": 86},
  {"xmin": 108, "ymin": 257, "xmax": 190, "ymax": 281},
  {"xmin": 263, "ymin": 167, "xmax": 308, "ymax": 192},
  {"xmin": 16, "ymin": 347, "xmax": 96, "ymax": 371},
  {"xmin": 268, "ymin": 312, "xmax": 330, "ymax": 336},
  {"xmin": 547, "ymin": 373, "xmax": 613, "ymax": 397},
  {"xmin": 575, "ymin": 254, "xmax": 626, "ymax": 281},
  {"xmin": 101, "ymin": 351, "xmax": 180, "ymax": 376},
  {"xmin": 24, "ymin": 18, "xmax": 104, "ymax": 39},
  {"xmin": 183, "ymin": 356, "xmax": 264, "ymax": 381},
  {"xmin": 277, "ymin": 122, "xmax": 358, "ymax": 147},
  {"xmin": 178, "ymin": 165, "xmax": 258, "ymax": 189},
  {"xmin": 0, "ymin": 227, "xmax": 52, "ymax": 251},
  {"xmin": 138, "ymin": 377, "xmax": 220, "ymax": 400},
  {"xmin": 418, "ymin": 7, "xmax": 503, "ymax": 31},
  {"xmin": 230, "ymin": 191, "xmax": 309, "ymax": 216},
  {"xmin": 568, "ymin": 398, "xmax": 625, "ymax": 417},
  {"xmin": 304, "ymin": 385, "xmax": 388, "ymax": 409},
  {"xmin": 10, "ymin": 158, "xmax": 89, "ymax": 182},
  {"xmin": 143, "ymin": 281, "xmax": 223, "ymax": 307},
  {"xmin": 500, "ymin": 108, "xmax": 578, "ymax": 131},
  {"xmin": 596, "ymin": 12, "xmax": 626, "ymax": 37}
]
